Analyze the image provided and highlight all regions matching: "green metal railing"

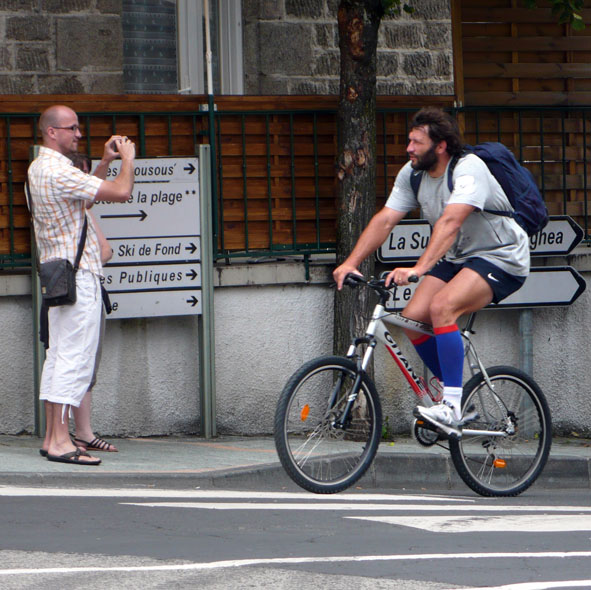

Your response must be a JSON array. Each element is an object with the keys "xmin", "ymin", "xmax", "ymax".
[
  {"xmin": 0, "ymin": 110, "xmax": 209, "ymax": 270},
  {"xmin": 1, "ymin": 105, "xmax": 589, "ymax": 272}
]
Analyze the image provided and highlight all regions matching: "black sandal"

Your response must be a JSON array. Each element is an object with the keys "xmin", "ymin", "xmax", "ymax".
[
  {"xmin": 46, "ymin": 449, "xmax": 101, "ymax": 466},
  {"xmin": 74, "ymin": 437, "xmax": 118, "ymax": 452}
]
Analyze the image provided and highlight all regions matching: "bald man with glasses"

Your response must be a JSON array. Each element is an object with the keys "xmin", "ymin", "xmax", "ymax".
[{"xmin": 27, "ymin": 105, "xmax": 135, "ymax": 465}]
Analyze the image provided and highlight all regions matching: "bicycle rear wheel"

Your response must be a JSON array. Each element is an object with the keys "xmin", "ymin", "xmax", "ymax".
[
  {"xmin": 449, "ymin": 365, "xmax": 552, "ymax": 497},
  {"xmin": 274, "ymin": 356, "xmax": 382, "ymax": 494}
]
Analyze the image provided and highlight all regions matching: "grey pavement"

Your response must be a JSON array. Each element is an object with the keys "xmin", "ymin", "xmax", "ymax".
[{"xmin": 0, "ymin": 433, "xmax": 590, "ymax": 491}]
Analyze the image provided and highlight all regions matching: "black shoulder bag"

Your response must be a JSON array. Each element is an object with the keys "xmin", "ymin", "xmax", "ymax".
[{"xmin": 25, "ymin": 179, "xmax": 87, "ymax": 307}]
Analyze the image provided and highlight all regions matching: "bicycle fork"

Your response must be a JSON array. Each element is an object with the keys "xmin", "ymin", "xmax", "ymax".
[{"xmin": 330, "ymin": 337, "xmax": 377, "ymax": 430}]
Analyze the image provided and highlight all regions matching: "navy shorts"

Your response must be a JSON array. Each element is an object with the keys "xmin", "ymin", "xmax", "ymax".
[{"xmin": 426, "ymin": 258, "xmax": 526, "ymax": 304}]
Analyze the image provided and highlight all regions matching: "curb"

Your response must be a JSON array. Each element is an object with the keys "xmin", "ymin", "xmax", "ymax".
[{"xmin": 1, "ymin": 454, "xmax": 589, "ymax": 492}]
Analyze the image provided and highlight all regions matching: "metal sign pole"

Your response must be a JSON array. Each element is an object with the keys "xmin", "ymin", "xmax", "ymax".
[
  {"xmin": 28, "ymin": 145, "xmax": 45, "ymax": 437},
  {"xmin": 198, "ymin": 144, "xmax": 216, "ymax": 438},
  {"xmin": 198, "ymin": 0, "xmax": 217, "ymax": 438}
]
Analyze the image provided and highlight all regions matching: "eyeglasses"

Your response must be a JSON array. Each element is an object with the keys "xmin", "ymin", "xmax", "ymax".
[{"xmin": 51, "ymin": 124, "xmax": 81, "ymax": 132}]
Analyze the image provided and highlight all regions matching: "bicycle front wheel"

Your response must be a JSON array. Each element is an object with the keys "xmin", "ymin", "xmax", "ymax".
[
  {"xmin": 449, "ymin": 365, "xmax": 552, "ymax": 497},
  {"xmin": 274, "ymin": 356, "xmax": 382, "ymax": 494}
]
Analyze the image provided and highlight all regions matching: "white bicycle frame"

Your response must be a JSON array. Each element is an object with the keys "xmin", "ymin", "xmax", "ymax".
[{"xmin": 346, "ymin": 298, "xmax": 507, "ymax": 438}]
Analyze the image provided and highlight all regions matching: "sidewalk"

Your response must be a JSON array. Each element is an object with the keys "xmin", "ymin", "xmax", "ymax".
[{"xmin": 0, "ymin": 433, "xmax": 590, "ymax": 490}]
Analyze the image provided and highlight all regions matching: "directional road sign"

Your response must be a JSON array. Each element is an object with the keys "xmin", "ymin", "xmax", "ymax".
[
  {"xmin": 91, "ymin": 157, "xmax": 201, "ymax": 318},
  {"xmin": 377, "ymin": 216, "xmax": 585, "ymax": 262},
  {"xmin": 382, "ymin": 266, "xmax": 587, "ymax": 312},
  {"xmin": 528, "ymin": 216, "xmax": 585, "ymax": 256}
]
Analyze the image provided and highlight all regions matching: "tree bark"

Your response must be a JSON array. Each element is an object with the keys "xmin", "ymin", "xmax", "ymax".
[{"xmin": 334, "ymin": 0, "xmax": 384, "ymax": 358}]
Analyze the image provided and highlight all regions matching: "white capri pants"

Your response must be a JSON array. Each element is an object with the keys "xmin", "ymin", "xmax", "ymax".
[{"xmin": 39, "ymin": 269, "xmax": 102, "ymax": 407}]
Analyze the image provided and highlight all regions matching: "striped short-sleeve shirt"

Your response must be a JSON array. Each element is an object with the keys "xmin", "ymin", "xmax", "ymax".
[{"xmin": 27, "ymin": 146, "xmax": 104, "ymax": 276}]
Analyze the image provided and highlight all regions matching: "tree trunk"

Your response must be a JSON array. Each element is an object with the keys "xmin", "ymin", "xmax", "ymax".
[{"xmin": 334, "ymin": 0, "xmax": 383, "ymax": 359}]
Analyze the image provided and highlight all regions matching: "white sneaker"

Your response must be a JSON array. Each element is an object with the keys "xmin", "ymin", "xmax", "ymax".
[{"xmin": 414, "ymin": 401, "xmax": 459, "ymax": 428}]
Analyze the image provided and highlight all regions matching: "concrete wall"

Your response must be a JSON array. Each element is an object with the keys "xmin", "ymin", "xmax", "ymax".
[{"xmin": 1, "ymin": 251, "xmax": 590, "ymax": 438}]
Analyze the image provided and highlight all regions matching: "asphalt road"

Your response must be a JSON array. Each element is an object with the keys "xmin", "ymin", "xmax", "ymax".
[{"xmin": 1, "ymin": 484, "xmax": 591, "ymax": 589}]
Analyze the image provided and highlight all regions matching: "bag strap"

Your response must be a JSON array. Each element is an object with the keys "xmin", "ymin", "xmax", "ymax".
[
  {"xmin": 73, "ymin": 216, "xmax": 88, "ymax": 271},
  {"xmin": 25, "ymin": 177, "xmax": 88, "ymax": 272}
]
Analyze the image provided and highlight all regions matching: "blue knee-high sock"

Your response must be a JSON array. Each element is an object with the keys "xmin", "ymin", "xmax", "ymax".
[
  {"xmin": 434, "ymin": 325, "xmax": 464, "ymax": 388},
  {"xmin": 411, "ymin": 334, "xmax": 443, "ymax": 381}
]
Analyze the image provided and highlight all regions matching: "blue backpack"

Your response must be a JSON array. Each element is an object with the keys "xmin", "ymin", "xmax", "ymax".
[{"xmin": 409, "ymin": 142, "xmax": 549, "ymax": 237}]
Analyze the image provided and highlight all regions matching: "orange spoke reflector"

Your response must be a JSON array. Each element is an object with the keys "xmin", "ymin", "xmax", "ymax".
[
  {"xmin": 300, "ymin": 404, "xmax": 310, "ymax": 422},
  {"xmin": 493, "ymin": 458, "xmax": 507, "ymax": 468}
]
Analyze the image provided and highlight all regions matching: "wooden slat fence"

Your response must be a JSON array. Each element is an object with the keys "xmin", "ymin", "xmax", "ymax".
[{"xmin": 454, "ymin": 0, "xmax": 591, "ymax": 106}]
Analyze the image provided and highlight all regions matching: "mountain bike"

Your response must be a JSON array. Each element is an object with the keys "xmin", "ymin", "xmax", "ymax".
[{"xmin": 274, "ymin": 274, "xmax": 552, "ymax": 497}]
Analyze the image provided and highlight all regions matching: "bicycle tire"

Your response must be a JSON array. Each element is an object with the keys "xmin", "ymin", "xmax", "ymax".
[
  {"xmin": 449, "ymin": 365, "xmax": 552, "ymax": 497},
  {"xmin": 274, "ymin": 356, "xmax": 382, "ymax": 494}
]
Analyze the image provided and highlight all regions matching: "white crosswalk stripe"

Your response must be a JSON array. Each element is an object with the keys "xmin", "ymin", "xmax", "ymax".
[{"xmin": 347, "ymin": 514, "xmax": 591, "ymax": 533}]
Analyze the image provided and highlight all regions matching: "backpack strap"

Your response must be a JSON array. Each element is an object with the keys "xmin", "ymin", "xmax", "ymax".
[
  {"xmin": 409, "ymin": 153, "xmax": 461, "ymax": 198},
  {"xmin": 447, "ymin": 154, "xmax": 460, "ymax": 191},
  {"xmin": 409, "ymin": 170, "xmax": 423, "ymax": 198}
]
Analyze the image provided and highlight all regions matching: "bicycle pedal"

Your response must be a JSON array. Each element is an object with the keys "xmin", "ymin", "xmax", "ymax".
[
  {"xmin": 413, "ymin": 407, "xmax": 462, "ymax": 440},
  {"xmin": 414, "ymin": 418, "xmax": 439, "ymax": 433},
  {"xmin": 459, "ymin": 409, "xmax": 479, "ymax": 425}
]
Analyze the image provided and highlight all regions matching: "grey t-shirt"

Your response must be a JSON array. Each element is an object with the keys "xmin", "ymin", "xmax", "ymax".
[{"xmin": 385, "ymin": 154, "xmax": 530, "ymax": 277}]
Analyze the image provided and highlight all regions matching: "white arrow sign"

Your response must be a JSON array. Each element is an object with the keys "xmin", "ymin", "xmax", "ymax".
[
  {"xmin": 109, "ymin": 237, "xmax": 200, "ymax": 264},
  {"xmin": 91, "ymin": 157, "xmax": 202, "ymax": 319},
  {"xmin": 102, "ymin": 158, "xmax": 197, "ymax": 182},
  {"xmin": 103, "ymin": 264, "xmax": 201, "ymax": 292},
  {"xmin": 106, "ymin": 290, "xmax": 201, "ymax": 318},
  {"xmin": 528, "ymin": 215, "xmax": 585, "ymax": 256},
  {"xmin": 378, "ymin": 216, "xmax": 584, "ymax": 262},
  {"xmin": 94, "ymin": 184, "xmax": 200, "ymax": 237},
  {"xmin": 378, "ymin": 219, "xmax": 430, "ymax": 262},
  {"xmin": 383, "ymin": 266, "xmax": 586, "ymax": 311}
]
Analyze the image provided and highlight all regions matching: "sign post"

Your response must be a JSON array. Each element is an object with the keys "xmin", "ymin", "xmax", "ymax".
[
  {"xmin": 92, "ymin": 153, "xmax": 216, "ymax": 438},
  {"xmin": 198, "ymin": 145, "xmax": 216, "ymax": 438},
  {"xmin": 28, "ymin": 145, "xmax": 46, "ymax": 437}
]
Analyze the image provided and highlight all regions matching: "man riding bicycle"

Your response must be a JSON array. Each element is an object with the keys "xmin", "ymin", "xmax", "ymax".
[{"xmin": 333, "ymin": 107, "xmax": 529, "ymax": 438}]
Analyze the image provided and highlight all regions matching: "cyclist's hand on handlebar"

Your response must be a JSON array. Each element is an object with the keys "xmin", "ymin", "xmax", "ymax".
[
  {"xmin": 385, "ymin": 267, "xmax": 420, "ymax": 287},
  {"xmin": 333, "ymin": 263, "xmax": 362, "ymax": 290}
]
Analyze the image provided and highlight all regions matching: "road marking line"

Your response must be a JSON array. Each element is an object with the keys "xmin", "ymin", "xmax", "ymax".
[
  {"xmin": 0, "ymin": 487, "xmax": 468, "ymax": 502},
  {"xmin": 120, "ymin": 501, "xmax": 591, "ymax": 512},
  {"xmin": 1, "ymin": 552, "xmax": 591, "ymax": 577},
  {"xmin": 347, "ymin": 514, "xmax": 591, "ymax": 532},
  {"xmin": 457, "ymin": 581, "xmax": 591, "ymax": 590}
]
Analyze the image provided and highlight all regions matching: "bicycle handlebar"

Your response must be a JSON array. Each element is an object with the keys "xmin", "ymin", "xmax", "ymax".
[
  {"xmin": 342, "ymin": 273, "xmax": 418, "ymax": 304},
  {"xmin": 343, "ymin": 273, "xmax": 418, "ymax": 288}
]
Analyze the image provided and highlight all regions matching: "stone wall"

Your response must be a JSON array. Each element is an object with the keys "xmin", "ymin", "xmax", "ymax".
[
  {"xmin": 0, "ymin": 0, "xmax": 123, "ymax": 95},
  {"xmin": 242, "ymin": 0, "xmax": 453, "ymax": 95},
  {"xmin": 0, "ymin": 0, "xmax": 453, "ymax": 97}
]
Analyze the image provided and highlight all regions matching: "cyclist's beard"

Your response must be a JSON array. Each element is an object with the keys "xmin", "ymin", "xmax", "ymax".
[{"xmin": 411, "ymin": 145, "xmax": 438, "ymax": 171}]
